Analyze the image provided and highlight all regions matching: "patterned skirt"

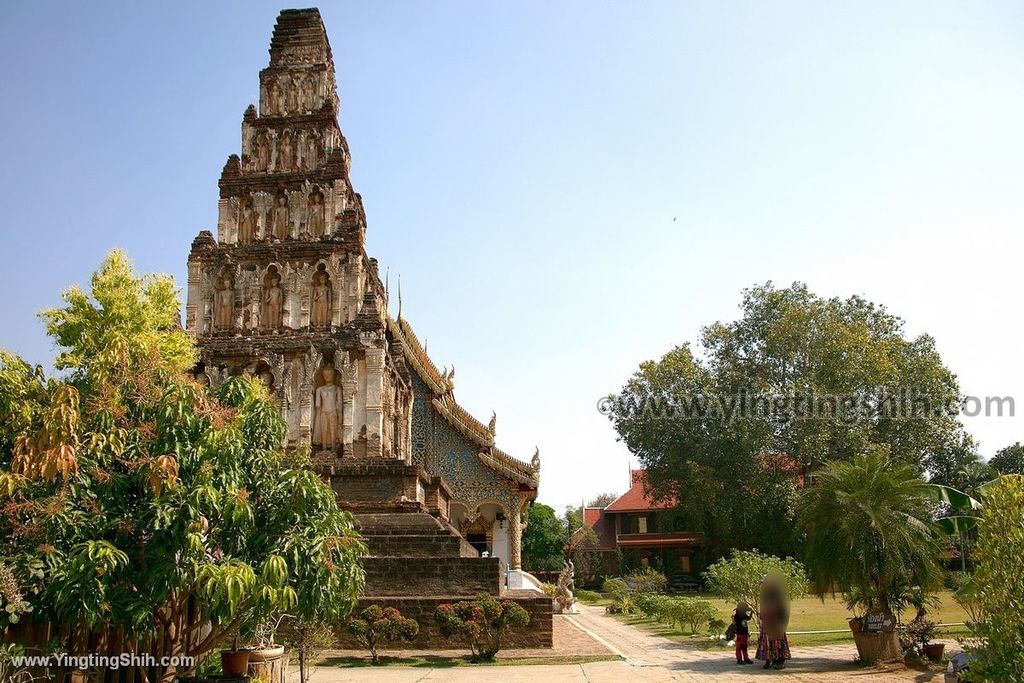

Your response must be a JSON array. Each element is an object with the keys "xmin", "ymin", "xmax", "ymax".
[{"xmin": 755, "ymin": 632, "xmax": 791, "ymax": 661}]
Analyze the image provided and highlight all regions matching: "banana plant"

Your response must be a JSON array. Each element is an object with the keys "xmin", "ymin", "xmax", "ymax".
[{"xmin": 927, "ymin": 483, "xmax": 984, "ymax": 534}]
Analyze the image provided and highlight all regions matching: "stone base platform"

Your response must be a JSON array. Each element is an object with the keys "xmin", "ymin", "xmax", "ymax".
[
  {"xmin": 318, "ymin": 459, "xmax": 553, "ymax": 649},
  {"xmin": 334, "ymin": 591, "xmax": 553, "ymax": 649}
]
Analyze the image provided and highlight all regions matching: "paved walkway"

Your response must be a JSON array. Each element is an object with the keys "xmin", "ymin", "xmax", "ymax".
[{"xmin": 308, "ymin": 604, "xmax": 952, "ymax": 682}]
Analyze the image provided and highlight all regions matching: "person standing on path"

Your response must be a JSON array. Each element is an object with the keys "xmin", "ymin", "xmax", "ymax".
[
  {"xmin": 732, "ymin": 601, "xmax": 754, "ymax": 665},
  {"xmin": 756, "ymin": 575, "xmax": 792, "ymax": 670}
]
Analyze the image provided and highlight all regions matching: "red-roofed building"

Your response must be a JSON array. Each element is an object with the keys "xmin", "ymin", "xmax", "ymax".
[{"xmin": 571, "ymin": 470, "xmax": 704, "ymax": 583}]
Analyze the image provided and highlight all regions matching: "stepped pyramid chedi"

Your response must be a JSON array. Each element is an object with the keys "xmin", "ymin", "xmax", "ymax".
[{"xmin": 184, "ymin": 8, "xmax": 552, "ymax": 647}]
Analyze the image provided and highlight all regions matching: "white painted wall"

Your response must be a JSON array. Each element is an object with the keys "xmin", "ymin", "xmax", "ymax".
[{"xmin": 491, "ymin": 518, "xmax": 509, "ymax": 568}]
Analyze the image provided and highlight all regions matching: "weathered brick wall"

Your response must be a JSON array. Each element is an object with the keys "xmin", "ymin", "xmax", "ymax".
[
  {"xmin": 327, "ymin": 461, "xmax": 426, "ymax": 504},
  {"xmin": 334, "ymin": 593, "xmax": 553, "ymax": 650},
  {"xmin": 362, "ymin": 557, "xmax": 502, "ymax": 596}
]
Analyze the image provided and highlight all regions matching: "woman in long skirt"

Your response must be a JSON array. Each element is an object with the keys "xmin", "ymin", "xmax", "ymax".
[{"xmin": 756, "ymin": 575, "xmax": 792, "ymax": 670}]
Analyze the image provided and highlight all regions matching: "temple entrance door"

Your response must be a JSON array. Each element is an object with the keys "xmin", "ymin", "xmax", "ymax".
[{"xmin": 466, "ymin": 534, "xmax": 489, "ymax": 556}]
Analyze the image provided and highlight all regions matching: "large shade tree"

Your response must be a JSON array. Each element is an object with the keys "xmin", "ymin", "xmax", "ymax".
[
  {"xmin": 0, "ymin": 252, "xmax": 365, "ymax": 682},
  {"xmin": 989, "ymin": 442, "xmax": 1024, "ymax": 475},
  {"xmin": 605, "ymin": 282, "xmax": 967, "ymax": 555}
]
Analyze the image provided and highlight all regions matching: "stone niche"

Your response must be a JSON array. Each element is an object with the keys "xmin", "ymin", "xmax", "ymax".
[
  {"xmin": 190, "ymin": 254, "xmax": 365, "ymax": 336},
  {"xmin": 217, "ymin": 178, "xmax": 348, "ymax": 245}
]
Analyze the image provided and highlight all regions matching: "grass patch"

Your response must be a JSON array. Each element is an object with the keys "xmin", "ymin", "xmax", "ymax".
[
  {"xmin": 318, "ymin": 654, "xmax": 623, "ymax": 668},
  {"xmin": 604, "ymin": 590, "xmax": 969, "ymax": 648}
]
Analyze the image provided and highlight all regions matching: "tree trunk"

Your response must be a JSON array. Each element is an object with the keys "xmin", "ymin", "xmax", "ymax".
[{"xmin": 959, "ymin": 530, "xmax": 967, "ymax": 571}]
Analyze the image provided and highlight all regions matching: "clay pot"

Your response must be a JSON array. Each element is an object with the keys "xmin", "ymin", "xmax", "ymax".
[
  {"xmin": 220, "ymin": 649, "xmax": 250, "ymax": 677},
  {"xmin": 247, "ymin": 645, "xmax": 285, "ymax": 663},
  {"xmin": 924, "ymin": 642, "xmax": 946, "ymax": 663}
]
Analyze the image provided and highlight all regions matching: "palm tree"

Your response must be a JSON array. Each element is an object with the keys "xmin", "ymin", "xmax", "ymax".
[{"xmin": 797, "ymin": 451, "xmax": 943, "ymax": 616}]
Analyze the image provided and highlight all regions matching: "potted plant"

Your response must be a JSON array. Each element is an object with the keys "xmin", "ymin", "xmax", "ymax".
[
  {"xmin": 220, "ymin": 634, "xmax": 250, "ymax": 677},
  {"xmin": 248, "ymin": 613, "xmax": 288, "ymax": 662},
  {"xmin": 904, "ymin": 616, "xmax": 943, "ymax": 663},
  {"xmin": 797, "ymin": 453, "xmax": 944, "ymax": 663}
]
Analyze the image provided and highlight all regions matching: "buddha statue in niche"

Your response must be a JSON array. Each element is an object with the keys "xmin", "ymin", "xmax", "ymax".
[
  {"xmin": 310, "ymin": 268, "xmax": 332, "ymax": 327},
  {"xmin": 312, "ymin": 365, "xmax": 341, "ymax": 448},
  {"xmin": 261, "ymin": 272, "xmax": 283, "ymax": 330}
]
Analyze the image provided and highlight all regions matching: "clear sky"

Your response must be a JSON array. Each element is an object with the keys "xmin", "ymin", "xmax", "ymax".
[{"xmin": 1, "ymin": 1, "xmax": 1022, "ymax": 512}]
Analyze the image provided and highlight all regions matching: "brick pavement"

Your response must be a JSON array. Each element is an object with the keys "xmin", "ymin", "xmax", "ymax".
[{"xmin": 308, "ymin": 604, "xmax": 953, "ymax": 682}]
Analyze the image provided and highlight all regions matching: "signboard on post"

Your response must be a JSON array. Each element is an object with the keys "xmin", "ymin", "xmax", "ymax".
[{"xmin": 862, "ymin": 612, "xmax": 895, "ymax": 633}]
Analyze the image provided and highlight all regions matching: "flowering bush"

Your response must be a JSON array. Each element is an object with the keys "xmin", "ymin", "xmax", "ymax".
[
  {"xmin": 347, "ymin": 605, "xmax": 419, "ymax": 664},
  {"xmin": 435, "ymin": 594, "xmax": 529, "ymax": 660}
]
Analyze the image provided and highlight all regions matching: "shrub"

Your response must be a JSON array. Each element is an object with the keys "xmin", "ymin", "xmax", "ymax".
[
  {"xmin": 347, "ymin": 605, "xmax": 419, "ymax": 664},
  {"xmin": 601, "ymin": 577, "xmax": 629, "ymax": 598},
  {"xmin": 539, "ymin": 582, "xmax": 557, "ymax": 597},
  {"xmin": 965, "ymin": 475, "xmax": 1024, "ymax": 681},
  {"xmin": 575, "ymin": 589, "xmax": 601, "ymax": 604},
  {"xmin": 602, "ymin": 577, "xmax": 635, "ymax": 614},
  {"xmin": 708, "ymin": 617, "xmax": 727, "ymax": 637},
  {"xmin": 703, "ymin": 549, "xmax": 806, "ymax": 628},
  {"xmin": 668, "ymin": 597, "xmax": 719, "ymax": 634},
  {"xmin": 435, "ymin": 594, "xmax": 530, "ymax": 660},
  {"xmin": 627, "ymin": 567, "xmax": 667, "ymax": 594},
  {"xmin": 634, "ymin": 593, "xmax": 673, "ymax": 621}
]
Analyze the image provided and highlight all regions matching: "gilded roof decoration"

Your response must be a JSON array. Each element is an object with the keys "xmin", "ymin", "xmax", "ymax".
[
  {"xmin": 392, "ymin": 315, "xmax": 539, "ymax": 489},
  {"xmin": 387, "ymin": 316, "xmax": 452, "ymax": 395}
]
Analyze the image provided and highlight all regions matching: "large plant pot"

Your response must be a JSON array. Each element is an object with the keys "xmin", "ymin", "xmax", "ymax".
[
  {"xmin": 925, "ymin": 643, "xmax": 946, "ymax": 663},
  {"xmin": 220, "ymin": 649, "xmax": 250, "ymax": 677},
  {"xmin": 852, "ymin": 630, "xmax": 902, "ymax": 663},
  {"xmin": 247, "ymin": 646, "xmax": 288, "ymax": 683},
  {"xmin": 248, "ymin": 645, "xmax": 285, "ymax": 663}
]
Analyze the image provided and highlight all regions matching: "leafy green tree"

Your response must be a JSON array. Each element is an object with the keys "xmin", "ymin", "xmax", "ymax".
[
  {"xmin": 521, "ymin": 503, "xmax": 567, "ymax": 572},
  {"xmin": 564, "ymin": 508, "xmax": 605, "ymax": 586},
  {"xmin": 606, "ymin": 283, "xmax": 967, "ymax": 555},
  {"xmin": 0, "ymin": 251, "xmax": 365, "ymax": 682},
  {"xmin": 989, "ymin": 442, "xmax": 1024, "ymax": 475},
  {"xmin": 965, "ymin": 475, "xmax": 1024, "ymax": 681},
  {"xmin": 587, "ymin": 492, "xmax": 619, "ymax": 508},
  {"xmin": 435, "ymin": 595, "xmax": 529, "ymax": 660},
  {"xmin": 347, "ymin": 605, "xmax": 419, "ymax": 664},
  {"xmin": 702, "ymin": 550, "xmax": 806, "ymax": 628},
  {"xmin": 796, "ymin": 451, "xmax": 943, "ymax": 617}
]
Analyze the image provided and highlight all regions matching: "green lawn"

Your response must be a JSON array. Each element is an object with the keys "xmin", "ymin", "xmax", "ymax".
[{"xmin": 592, "ymin": 591, "xmax": 970, "ymax": 648}]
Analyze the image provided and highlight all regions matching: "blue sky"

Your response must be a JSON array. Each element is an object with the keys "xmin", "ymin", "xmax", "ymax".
[{"xmin": 1, "ymin": 1, "xmax": 1022, "ymax": 511}]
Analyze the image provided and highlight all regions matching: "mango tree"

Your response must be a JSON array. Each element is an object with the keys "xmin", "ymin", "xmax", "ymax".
[{"xmin": 0, "ymin": 251, "xmax": 365, "ymax": 682}]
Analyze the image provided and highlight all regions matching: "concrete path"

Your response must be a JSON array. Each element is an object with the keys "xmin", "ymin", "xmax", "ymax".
[{"xmin": 308, "ymin": 604, "xmax": 949, "ymax": 682}]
